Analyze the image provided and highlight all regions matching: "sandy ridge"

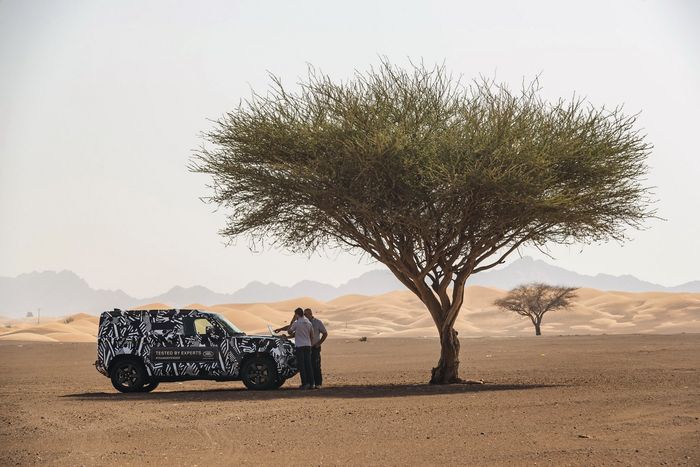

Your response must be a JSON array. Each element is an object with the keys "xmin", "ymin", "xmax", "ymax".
[{"xmin": 1, "ymin": 286, "xmax": 698, "ymax": 342}]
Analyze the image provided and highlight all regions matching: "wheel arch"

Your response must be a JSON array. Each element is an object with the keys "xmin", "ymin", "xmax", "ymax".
[
  {"xmin": 239, "ymin": 351, "xmax": 275, "ymax": 370},
  {"xmin": 107, "ymin": 353, "xmax": 145, "ymax": 376}
]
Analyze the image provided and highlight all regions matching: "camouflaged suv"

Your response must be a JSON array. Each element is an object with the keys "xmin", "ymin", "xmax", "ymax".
[{"xmin": 95, "ymin": 308, "xmax": 298, "ymax": 393}]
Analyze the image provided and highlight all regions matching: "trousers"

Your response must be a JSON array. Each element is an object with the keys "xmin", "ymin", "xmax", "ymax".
[
  {"xmin": 311, "ymin": 346, "xmax": 322, "ymax": 386},
  {"xmin": 295, "ymin": 346, "xmax": 313, "ymax": 386}
]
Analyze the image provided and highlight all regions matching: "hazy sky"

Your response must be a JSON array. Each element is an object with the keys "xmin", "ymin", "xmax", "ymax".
[{"xmin": 1, "ymin": 0, "xmax": 698, "ymax": 297}]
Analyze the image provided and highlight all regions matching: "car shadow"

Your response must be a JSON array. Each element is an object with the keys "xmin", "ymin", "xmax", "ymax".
[{"xmin": 63, "ymin": 382, "xmax": 559, "ymax": 401}]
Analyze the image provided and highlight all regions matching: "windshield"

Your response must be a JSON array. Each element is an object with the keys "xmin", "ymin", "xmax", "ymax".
[{"xmin": 214, "ymin": 313, "xmax": 245, "ymax": 335}]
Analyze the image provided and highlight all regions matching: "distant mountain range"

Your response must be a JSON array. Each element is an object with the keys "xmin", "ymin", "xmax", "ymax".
[{"xmin": 1, "ymin": 257, "xmax": 698, "ymax": 317}]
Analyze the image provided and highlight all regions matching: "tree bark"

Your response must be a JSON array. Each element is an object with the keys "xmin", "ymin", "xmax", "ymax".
[
  {"xmin": 535, "ymin": 321, "xmax": 541, "ymax": 336},
  {"xmin": 385, "ymin": 265, "xmax": 467, "ymax": 384},
  {"xmin": 430, "ymin": 326, "xmax": 461, "ymax": 384}
]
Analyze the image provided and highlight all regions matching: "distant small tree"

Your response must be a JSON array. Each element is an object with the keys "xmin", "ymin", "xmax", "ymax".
[
  {"xmin": 495, "ymin": 283, "xmax": 578, "ymax": 335},
  {"xmin": 25, "ymin": 311, "xmax": 33, "ymax": 318}
]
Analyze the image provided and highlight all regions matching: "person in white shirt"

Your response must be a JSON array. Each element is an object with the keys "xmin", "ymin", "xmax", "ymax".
[
  {"xmin": 274, "ymin": 308, "xmax": 299, "ymax": 334},
  {"xmin": 288, "ymin": 308, "xmax": 314, "ymax": 389}
]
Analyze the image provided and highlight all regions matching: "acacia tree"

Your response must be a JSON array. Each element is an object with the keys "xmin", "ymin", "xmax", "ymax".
[
  {"xmin": 495, "ymin": 283, "xmax": 578, "ymax": 335},
  {"xmin": 191, "ymin": 60, "xmax": 654, "ymax": 384}
]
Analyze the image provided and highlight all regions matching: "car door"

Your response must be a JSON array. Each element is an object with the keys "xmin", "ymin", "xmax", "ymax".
[{"xmin": 179, "ymin": 316, "xmax": 227, "ymax": 376}]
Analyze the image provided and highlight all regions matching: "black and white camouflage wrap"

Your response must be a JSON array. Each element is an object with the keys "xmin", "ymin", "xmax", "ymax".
[{"xmin": 95, "ymin": 309, "xmax": 297, "ymax": 381}]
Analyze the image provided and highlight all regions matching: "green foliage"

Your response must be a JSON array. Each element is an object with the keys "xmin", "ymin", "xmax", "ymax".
[{"xmin": 192, "ymin": 60, "xmax": 653, "ymax": 273}]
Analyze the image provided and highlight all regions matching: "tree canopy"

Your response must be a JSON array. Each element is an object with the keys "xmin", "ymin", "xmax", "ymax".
[{"xmin": 192, "ymin": 60, "xmax": 654, "ymax": 383}]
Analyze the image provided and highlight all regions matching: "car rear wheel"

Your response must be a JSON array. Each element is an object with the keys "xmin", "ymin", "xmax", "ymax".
[
  {"xmin": 110, "ymin": 359, "xmax": 146, "ymax": 393},
  {"xmin": 241, "ymin": 356, "xmax": 278, "ymax": 390},
  {"xmin": 141, "ymin": 380, "xmax": 159, "ymax": 392}
]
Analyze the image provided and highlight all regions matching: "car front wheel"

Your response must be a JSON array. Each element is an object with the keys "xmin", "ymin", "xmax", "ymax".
[
  {"xmin": 271, "ymin": 376, "xmax": 287, "ymax": 389},
  {"xmin": 241, "ymin": 357, "xmax": 278, "ymax": 390}
]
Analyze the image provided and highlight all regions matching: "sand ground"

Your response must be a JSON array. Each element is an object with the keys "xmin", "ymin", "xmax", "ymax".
[{"xmin": 0, "ymin": 335, "xmax": 698, "ymax": 466}]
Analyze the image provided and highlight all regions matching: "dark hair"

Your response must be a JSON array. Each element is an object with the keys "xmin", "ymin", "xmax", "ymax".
[
  {"xmin": 304, "ymin": 308, "xmax": 312, "ymax": 313},
  {"xmin": 294, "ymin": 307, "xmax": 304, "ymax": 316}
]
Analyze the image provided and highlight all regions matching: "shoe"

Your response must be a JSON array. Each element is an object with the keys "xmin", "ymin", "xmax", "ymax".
[
  {"xmin": 313, "ymin": 385, "xmax": 321, "ymax": 390},
  {"xmin": 299, "ymin": 384, "xmax": 309, "ymax": 389}
]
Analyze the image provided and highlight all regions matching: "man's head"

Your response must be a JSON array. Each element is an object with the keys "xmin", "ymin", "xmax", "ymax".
[
  {"xmin": 294, "ymin": 307, "xmax": 304, "ymax": 317},
  {"xmin": 303, "ymin": 308, "xmax": 313, "ymax": 319}
]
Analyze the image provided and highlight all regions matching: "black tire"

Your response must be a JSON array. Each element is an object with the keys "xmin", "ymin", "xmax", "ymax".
[
  {"xmin": 141, "ymin": 380, "xmax": 159, "ymax": 392},
  {"xmin": 271, "ymin": 377, "xmax": 286, "ymax": 389},
  {"xmin": 241, "ymin": 356, "xmax": 278, "ymax": 390},
  {"xmin": 110, "ymin": 359, "xmax": 146, "ymax": 393}
]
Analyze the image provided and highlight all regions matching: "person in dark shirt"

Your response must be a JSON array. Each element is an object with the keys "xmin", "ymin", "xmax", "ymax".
[{"xmin": 304, "ymin": 308, "xmax": 328, "ymax": 389}]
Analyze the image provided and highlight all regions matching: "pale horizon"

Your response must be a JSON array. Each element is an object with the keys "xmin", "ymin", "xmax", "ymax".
[
  {"xmin": 1, "ymin": 0, "xmax": 699, "ymax": 297},
  {"xmin": 2, "ymin": 256, "xmax": 698, "ymax": 301}
]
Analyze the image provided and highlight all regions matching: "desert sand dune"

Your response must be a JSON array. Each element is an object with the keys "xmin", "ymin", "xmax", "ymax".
[
  {"xmin": 180, "ymin": 303, "xmax": 274, "ymax": 330},
  {"xmin": 1, "ymin": 287, "xmax": 699, "ymax": 342},
  {"xmin": 130, "ymin": 303, "xmax": 172, "ymax": 310},
  {"xmin": 0, "ymin": 332, "xmax": 58, "ymax": 342},
  {"xmin": 182, "ymin": 303, "xmax": 209, "ymax": 310},
  {"xmin": 326, "ymin": 294, "xmax": 373, "ymax": 306},
  {"xmin": 67, "ymin": 312, "xmax": 97, "ymax": 320},
  {"xmin": 42, "ymin": 332, "xmax": 96, "ymax": 342},
  {"xmin": 0, "ymin": 311, "xmax": 101, "ymax": 343},
  {"xmin": 265, "ymin": 296, "xmax": 328, "ymax": 311}
]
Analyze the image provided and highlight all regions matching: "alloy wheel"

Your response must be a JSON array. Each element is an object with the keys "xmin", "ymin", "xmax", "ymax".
[{"xmin": 117, "ymin": 363, "xmax": 139, "ymax": 387}]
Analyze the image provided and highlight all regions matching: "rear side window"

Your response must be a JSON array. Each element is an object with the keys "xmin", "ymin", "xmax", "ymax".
[
  {"xmin": 151, "ymin": 321, "xmax": 176, "ymax": 331},
  {"xmin": 99, "ymin": 313, "xmax": 141, "ymax": 338},
  {"xmin": 150, "ymin": 312, "xmax": 178, "ymax": 332}
]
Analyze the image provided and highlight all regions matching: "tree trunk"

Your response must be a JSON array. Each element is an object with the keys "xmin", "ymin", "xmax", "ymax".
[
  {"xmin": 430, "ymin": 326, "xmax": 461, "ymax": 384},
  {"xmin": 535, "ymin": 321, "xmax": 541, "ymax": 336}
]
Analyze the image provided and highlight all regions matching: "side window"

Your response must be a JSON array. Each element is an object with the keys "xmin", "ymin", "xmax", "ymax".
[
  {"xmin": 194, "ymin": 318, "xmax": 214, "ymax": 335},
  {"xmin": 151, "ymin": 321, "xmax": 176, "ymax": 332},
  {"xmin": 151, "ymin": 313, "xmax": 177, "ymax": 333},
  {"xmin": 183, "ymin": 317, "xmax": 215, "ymax": 336}
]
